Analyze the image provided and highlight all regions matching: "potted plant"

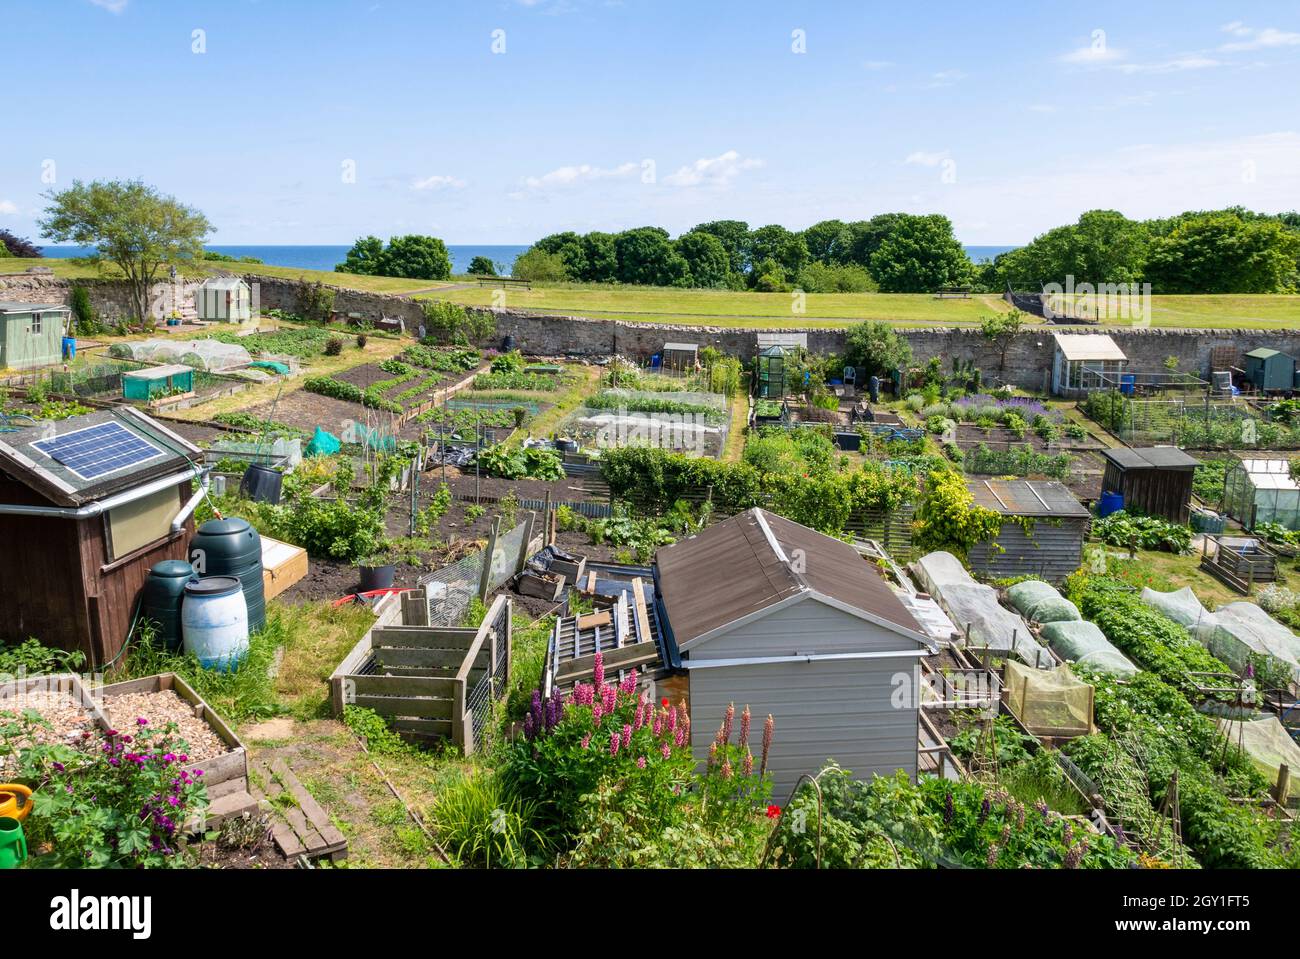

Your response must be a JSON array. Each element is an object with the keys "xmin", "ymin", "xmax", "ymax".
[{"xmin": 357, "ymin": 548, "xmax": 397, "ymax": 592}]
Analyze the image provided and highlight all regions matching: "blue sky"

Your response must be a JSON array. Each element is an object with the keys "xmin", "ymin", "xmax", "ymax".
[{"xmin": 3, "ymin": 0, "xmax": 1299, "ymax": 245}]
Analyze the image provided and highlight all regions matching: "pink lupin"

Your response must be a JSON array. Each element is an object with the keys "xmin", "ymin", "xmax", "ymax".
[
  {"xmin": 739, "ymin": 705, "xmax": 751, "ymax": 749},
  {"xmin": 593, "ymin": 651, "xmax": 605, "ymax": 689},
  {"xmin": 760, "ymin": 714, "xmax": 775, "ymax": 777},
  {"xmin": 609, "ymin": 729, "xmax": 620, "ymax": 756}
]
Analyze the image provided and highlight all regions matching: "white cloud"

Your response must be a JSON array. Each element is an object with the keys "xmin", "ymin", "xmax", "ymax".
[
  {"xmin": 662, "ymin": 150, "xmax": 762, "ymax": 187},
  {"xmin": 522, "ymin": 162, "xmax": 638, "ymax": 190},
  {"xmin": 904, "ymin": 150, "xmax": 950, "ymax": 168},
  {"xmin": 88, "ymin": 0, "xmax": 128, "ymax": 12},
  {"xmin": 1061, "ymin": 42, "xmax": 1123, "ymax": 64},
  {"xmin": 1219, "ymin": 24, "xmax": 1300, "ymax": 52},
  {"xmin": 1117, "ymin": 56, "xmax": 1221, "ymax": 74},
  {"xmin": 411, "ymin": 174, "xmax": 466, "ymax": 191},
  {"xmin": 0, "ymin": 200, "xmax": 17, "ymax": 215},
  {"xmin": 927, "ymin": 69, "xmax": 966, "ymax": 87}
]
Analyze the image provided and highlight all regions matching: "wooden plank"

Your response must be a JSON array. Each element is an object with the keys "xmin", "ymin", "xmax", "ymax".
[
  {"xmin": 631, "ymin": 578, "xmax": 652, "ymax": 644},
  {"xmin": 373, "ymin": 646, "xmax": 471, "ymax": 669},
  {"xmin": 270, "ymin": 759, "xmax": 346, "ymax": 856},
  {"xmin": 556, "ymin": 641, "xmax": 659, "ymax": 683},
  {"xmin": 372, "ymin": 626, "xmax": 477, "ymax": 649},
  {"xmin": 390, "ymin": 717, "xmax": 454, "ymax": 739},
  {"xmin": 577, "ymin": 611, "xmax": 612, "ymax": 631},
  {"xmin": 352, "ymin": 694, "xmax": 454, "ymax": 720},
  {"xmin": 350, "ymin": 674, "xmax": 457, "ymax": 698},
  {"xmin": 248, "ymin": 761, "xmax": 309, "ymax": 858}
]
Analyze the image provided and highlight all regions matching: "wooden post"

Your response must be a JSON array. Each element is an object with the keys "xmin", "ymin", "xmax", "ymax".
[
  {"xmin": 543, "ymin": 491, "xmax": 554, "ymax": 546},
  {"xmin": 452, "ymin": 678, "xmax": 469, "ymax": 753},
  {"xmin": 478, "ymin": 515, "xmax": 501, "ymax": 601},
  {"xmin": 517, "ymin": 510, "xmax": 537, "ymax": 574},
  {"xmin": 1276, "ymin": 764, "xmax": 1291, "ymax": 804}
]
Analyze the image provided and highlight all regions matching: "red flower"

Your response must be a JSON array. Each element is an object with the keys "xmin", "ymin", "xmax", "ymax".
[
  {"xmin": 766, "ymin": 804, "xmax": 781, "ymax": 819},
  {"xmin": 661, "ymin": 697, "xmax": 669, "ymax": 707}
]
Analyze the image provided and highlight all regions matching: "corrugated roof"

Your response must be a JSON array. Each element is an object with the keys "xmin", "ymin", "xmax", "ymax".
[
  {"xmin": 654, "ymin": 507, "xmax": 927, "ymax": 649},
  {"xmin": 967, "ymin": 479, "xmax": 1090, "ymax": 518},
  {"xmin": 663, "ymin": 342, "xmax": 698, "ymax": 352},
  {"xmin": 756, "ymin": 332, "xmax": 807, "ymax": 350},
  {"xmin": 1052, "ymin": 333, "xmax": 1127, "ymax": 361},
  {"xmin": 1100, "ymin": 446, "xmax": 1201, "ymax": 470},
  {"xmin": 0, "ymin": 301, "xmax": 70, "ymax": 313},
  {"xmin": 200, "ymin": 277, "xmax": 248, "ymax": 290}
]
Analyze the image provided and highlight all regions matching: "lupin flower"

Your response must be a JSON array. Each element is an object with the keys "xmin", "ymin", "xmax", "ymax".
[
  {"xmin": 661, "ymin": 742, "xmax": 671, "ymax": 759},
  {"xmin": 593, "ymin": 651, "xmax": 605, "ymax": 689},
  {"xmin": 742, "ymin": 750, "xmax": 753, "ymax": 777},
  {"xmin": 721, "ymin": 758, "xmax": 733, "ymax": 779},
  {"xmin": 621, "ymin": 724, "xmax": 632, "ymax": 749},
  {"xmin": 619, "ymin": 668, "xmax": 638, "ymax": 695},
  {"xmin": 653, "ymin": 714, "xmax": 663, "ymax": 737},
  {"xmin": 721, "ymin": 702, "xmax": 735, "ymax": 745},
  {"xmin": 673, "ymin": 726, "xmax": 686, "ymax": 748},
  {"xmin": 986, "ymin": 844, "xmax": 999, "ymax": 867},
  {"xmin": 760, "ymin": 714, "xmax": 774, "ymax": 777},
  {"xmin": 592, "ymin": 702, "xmax": 603, "ymax": 724},
  {"xmin": 580, "ymin": 733, "xmax": 591, "ymax": 749},
  {"xmin": 636, "ymin": 756, "xmax": 646, "ymax": 769},
  {"xmin": 609, "ymin": 729, "xmax": 620, "ymax": 756},
  {"xmin": 666, "ymin": 707, "xmax": 677, "ymax": 733},
  {"xmin": 739, "ymin": 706, "xmax": 751, "ymax": 748}
]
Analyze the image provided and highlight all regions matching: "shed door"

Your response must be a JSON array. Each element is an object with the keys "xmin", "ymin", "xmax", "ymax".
[{"xmin": 688, "ymin": 658, "xmax": 921, "ymax": 800}]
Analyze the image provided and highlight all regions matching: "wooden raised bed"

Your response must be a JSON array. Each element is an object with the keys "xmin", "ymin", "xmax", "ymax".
[
  {"xmin": 96, "ymin": 672, "xmax": 256, "ymax": 825},
  {"xmin": 1201, "ymin": 534, "xmax": 1279, "ymax": 594},
  {"xmin": 330, "ymin": 592, "xmax": 511, "ymax": 754}
]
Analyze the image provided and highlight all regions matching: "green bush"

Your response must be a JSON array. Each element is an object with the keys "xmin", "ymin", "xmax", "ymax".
[
  {"xmin": 323, "ymin": 336, "xmax": 343, "ymax": 356},
  {"xmin": 1092, "ymin": 510, "xmax": 1192, "ymax": 554}
]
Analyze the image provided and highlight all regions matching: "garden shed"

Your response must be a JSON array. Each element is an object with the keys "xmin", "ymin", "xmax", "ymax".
[
  {"xmin": 966, "ymin": 479, "xmax": 1090, "ymax": 584},
  {"xmin": 1223, "ymin": 458, "xmax": 1300, "ymax": 531},
  {"xmin": 0, "ymin": 300, "xmax": 70, "ymax": 370},
  {"xmin": 0, "ymin": 408, "xmax": 204, "ymax": 667},
  {"xmin": 1242, "ymin": 348, "xmax": 1296, "ymax": 394},
  {"xmin": 1099, "ymin": 446, "xmax": 1201, "ymax": 523},
  {"xmin": 1050, "ymin": 333, "xmax": 1127, "ymax": 397},
  {"xmin": 661, "ymin": 342, "xmax": 698, "ymax": 373},
  {"xmin": 122, "ymin": 364, "xmax": 195, "ymax": 402},
  {"xmin": 195, "ymin": 277, "xmax": 253, "ymax": 323},
  {"xmin": 653, "ymin": 508, "xmax": 936, "ymax": 797}
]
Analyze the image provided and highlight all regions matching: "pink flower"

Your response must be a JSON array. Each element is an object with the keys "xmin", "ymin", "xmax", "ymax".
[
  {"xmin": 666, "ymin": 707, "xmax": 677, "ymax": 733},
  {"xmin": 673, "ymin": 726, "xmax": 686, "ymax": 748},
  {"xmin": 593, "ymin": 651, "xmax": 605, "ymax": 689},
  {"xmin": 580, "ymin": 733, "xmax": 591, "ymax": 749},
  {"xmin": 742, "ymin": 750, "xmax": 754, "ymax": 777},
  {"xmin": 721, "ymin": 703, "xmax": 735, "ymax": 745},
  {"xmin": 653, "ymin": 715, "xmax": 663, "ymax": 737},
  {"xmin": 739, "ymin": 705, "xmax": 751, "ymax": 748},
  {"xmin": 760, "ymin": 714, "xmax": 775, "ymax": 777},
  {"xmin": 721, "ymin": 758, "xmax": 733, "ymax": 779},
  {"xmin": 661, "ymin": 742, "xmax": 671, "ymax": 759},
  {"xmin": 621, "ymin": 724, "xmax": 632, "ymax": 749},
  {"xmin": 609, "ymin": 729, "xmax": 620, "ymax": 756},
  {"xmin": 592, "ymin": 703, "xmax": 603, "ymax": 724},
  {"xmin": 636, "ymin": 756, "xmax": 646, "ymax": 769}
]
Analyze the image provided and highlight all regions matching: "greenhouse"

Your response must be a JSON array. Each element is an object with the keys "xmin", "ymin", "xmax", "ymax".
[
  {"xmin": 108, "ymin": 337, "xmax": 252, "ymax": 372},
  {"xmin": 559, "ymin": 387, "xmax": 730, "ymax": 458},
  {"xmin": 755, "ymin": 344, "xmax": 788, "ymax": 400},
  {"xmin": 1223, "ymin": 458, "xmax": 1300, "ymax": 531}
]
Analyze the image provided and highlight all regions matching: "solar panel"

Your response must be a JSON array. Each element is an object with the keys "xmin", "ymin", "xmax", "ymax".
[{"xmin": 32, "ymin": 421, "xmax": 165, "ymax": 481}]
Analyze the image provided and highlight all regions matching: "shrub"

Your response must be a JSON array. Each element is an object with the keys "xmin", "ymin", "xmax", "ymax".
[
  {"xmin": 429, "ymin": 771, "xmax": 543, "ymax": 867},
  {"xmin": 1092, "ymin": 510, "xmax": 1192, "ymax": 554},
  {"xmin": 476, "ymin": 444, "xmax": 564, "ymax": 481},
  {"xmin": 355, "ymin": 333, "xmax": 368, "ymax": 349},
  {"xmin": 323, "ymin": 336, "xmax": 343, "ymax": 356},
  {"xmin": 914, "ymin": 467, "xmax": 1003, "ymax": 558}
]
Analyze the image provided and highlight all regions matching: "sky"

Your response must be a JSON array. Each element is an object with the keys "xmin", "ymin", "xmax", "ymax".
[{"xmin": 2, "ymin": 0, "xmax": 1299, "ymax": 245}]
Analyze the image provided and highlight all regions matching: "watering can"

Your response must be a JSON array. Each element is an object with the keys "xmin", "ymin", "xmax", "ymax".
[
  {"xmin": 0, "ymin": 784, "xmax": 32, "ymax": 821},
  {"xmin": 0, "ymin": 816, "xmax": 26, "ymax": 869}
]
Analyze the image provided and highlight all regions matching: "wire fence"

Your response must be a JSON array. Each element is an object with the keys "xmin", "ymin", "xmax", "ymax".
[
  {"xmin": 465, "ymin": 597, "xmax": 512, "ymax": 747},
  {"xmin": 417, "ymin": 518, "xmax": 532, "ymax": 626}
]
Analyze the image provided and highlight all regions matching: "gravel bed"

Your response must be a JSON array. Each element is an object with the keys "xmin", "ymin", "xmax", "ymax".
[
  {"xmin": 101, "ymin": 689, "xmax": 231, "ymax": 764},
  {"xmin": 0, "ymin": 689, "xmax": 99, "ymax": 775}
]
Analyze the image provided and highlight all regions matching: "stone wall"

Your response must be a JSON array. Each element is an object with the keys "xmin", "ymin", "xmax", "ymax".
[{"xmin": 5, "ymin": 272, "xmax": 1296, "ymax": 389}]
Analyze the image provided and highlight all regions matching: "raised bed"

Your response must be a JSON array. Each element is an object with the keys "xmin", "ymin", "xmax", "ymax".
[
  {"xmin": 330, "ymin": 591, "xmax": 511, "ymax": 753},
  {"xmin": 0, "ymin": 674, "xmax": 106, "ymax": 777},
  {"xmin": 96, "ymin": 672, "xmax": 255, "ymax": 824}
]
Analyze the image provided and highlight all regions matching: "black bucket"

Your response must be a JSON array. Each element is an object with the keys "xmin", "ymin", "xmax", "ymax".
[
  {"xmin": 359, "ymin": 565, "xmax": 396, "ymax": 592},
  {"xmin": 239, "ymin": 464, "xmax": 283, "ymax": 504}
]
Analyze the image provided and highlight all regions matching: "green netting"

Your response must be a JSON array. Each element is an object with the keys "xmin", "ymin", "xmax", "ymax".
[
  {"xmin": 1005, "ymin": 660, "xmax": 1093, "ymax": 738},
  {"xmin": 1216, "ymin": 715, "xmax": 1300, "ymax": 799},
  {"xmin": 1006, "ymin": 579, "xmax": 1081, "ymax": 623},
  {"xmin": 1041, "ymin": 620, "xmax": 1137, "ymax": 677}
]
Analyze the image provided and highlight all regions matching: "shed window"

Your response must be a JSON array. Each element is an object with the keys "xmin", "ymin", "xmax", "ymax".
[
  {"xmin": 31, "ymin": 313, "xmax": 41, "ymax": 334},
  {"xmin": 105, "ymin": 485, "xmax": 177, "ymax": 561}
]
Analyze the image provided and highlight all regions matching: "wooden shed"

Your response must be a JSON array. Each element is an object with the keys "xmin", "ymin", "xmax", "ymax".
[
  {"xmin": 966, "ymin": 479, "xmax": 1091, "ymax": 584},
  {"xmin": 0, "ymin": 408, "xmax": 204, "ymax": 667},
  {"xmin": 195, "ymin": 277, "xmax": 253, "ymax": 323},
  {"xmin": 1099, "ymin": 446, "xmax": 1201, "ymax": 523},
  {"xmin": 654, "ymin": 508, "xmax": 936, "ymax": 797},
  {"xmin": 661, "ymin": 342, "xmax": 698, "ymax": 373},
  {"xmin": 0, "ymin": 300, "xmax": 70, "ymax": 370},
  {"xmin": 1242, "ymin": 348, "xmax": 1296, "ymax": 394}
]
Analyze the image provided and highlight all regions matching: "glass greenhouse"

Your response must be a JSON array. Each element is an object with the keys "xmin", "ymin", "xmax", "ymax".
[{"xmin": 1223, "ymin": 458, "xmax": 1300, "ymax": 530}]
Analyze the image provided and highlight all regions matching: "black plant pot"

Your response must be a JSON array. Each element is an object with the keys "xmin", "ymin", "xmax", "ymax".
[{"xmin": 359, "ymin": 564, "xmax": 396, "ymax": 592}]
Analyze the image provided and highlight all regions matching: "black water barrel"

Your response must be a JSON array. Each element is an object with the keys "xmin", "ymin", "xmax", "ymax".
[
  {"xmin": 501, "ymin": 335, "xmax": 516, "ymax": 352},
  {"xmin": 191, "ymin": 518, "xmax": 265, "ymax": 632},
  {"xmin": 141, "ymin": 560, "xmax": 198, "ymax": 651},
  {"xmin": 239, "ymin": 464, "xmax": 283, "ymax": 504}
]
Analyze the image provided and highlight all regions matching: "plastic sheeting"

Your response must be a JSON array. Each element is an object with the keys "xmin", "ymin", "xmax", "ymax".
[
  {"xmin": 1216, "ymin": 715, "xmax": 1300, "ymax": 799},
  {"xmin": 1041, "ymin": 620, "xmax": 1137, "ymax": 677},
  {"xmin": 913, "ymin": 552, "xmax": 1051, "ymax": 667},
  {"xmin": 1141, "ymin": 587, "xmax": 1300, "ymax": 683},
  {"xmin": 1007, "ymin": 580, "xmax": 1081, "ymax": 624},
  {"xmin": 108, "ymin": 337, "xmax": 251, "ymax": 372},
  {"xmin": 1005, "ymin": 660, "xmax": 1093, "ymax": 738}
]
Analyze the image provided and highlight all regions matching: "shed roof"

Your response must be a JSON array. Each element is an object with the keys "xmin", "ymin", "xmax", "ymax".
[
  {"xmin": 967, "ymin": 479, "xmax": 1090, "ymax": 518},
  {"xmin": 756, "ymin": 332, "xmax": 807, "ymax": 350},
  {"xmin": 1052, "ymin": 333, "xmax": 1127, "ymax": 362},
  {"xmin": 663, "ymin": 342, "xmax": 698, "ymax": 353},
  {"xmin": 199, "ymin": 277, "xmax": 249, "ymax": 290},
  {"xmin": 0, "ymin": 301, "xmax": 70, "ymax": 314},
  {"xmin": 122, "ymin": 364, "xmax": 194, "ymax": 380},
  {"xmin": 1100, "ymin": 446, "xmax": 1201, "ymax": 471},
  {"xmin": 0, "ymin": 408, "xmax": 201, "ymax": 507},
  {"xmin": 1245, "ymin": 348, "xmax": 1281, "ymax": 360},
  {"xmin": 654, "ymin": 507, "xmax": 930, "ymax": 651}
]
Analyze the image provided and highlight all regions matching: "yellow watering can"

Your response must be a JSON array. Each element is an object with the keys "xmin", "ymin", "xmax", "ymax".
[{"xmin": 0, "ymin": 784, "xmax": 32, "ymax": 821}]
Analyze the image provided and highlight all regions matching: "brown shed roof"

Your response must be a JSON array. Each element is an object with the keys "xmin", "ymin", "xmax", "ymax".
[
  {"xmin": 654, "ymin": 508, "xmax": 927, "ymax": 649},
  {"xmin": 967, "ymin": 479, "xmax": 1090, "ymax": 519},
  {"xmin": 1100, "ymin": 446, "xmax": 1201, "ymax": 471}
]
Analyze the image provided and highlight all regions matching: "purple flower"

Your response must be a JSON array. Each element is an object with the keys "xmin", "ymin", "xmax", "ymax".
[{"xmin": 136, "ymin": 717, "xmax": 149, "ymax": 726}]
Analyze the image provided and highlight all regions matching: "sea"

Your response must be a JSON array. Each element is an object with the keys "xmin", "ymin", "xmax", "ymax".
[{"xmin": 41, "ymin": 243, "xmax": 1018, "ymax": 272}]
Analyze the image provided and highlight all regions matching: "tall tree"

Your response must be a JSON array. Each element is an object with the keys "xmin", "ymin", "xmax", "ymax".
[
  {"xmin": 980, "ymin": 309, "xmax": 1026, "ymax": 375},
  {"xmin": 613, "ymin": 227, "xmax": 688, "ymax": 286},
  {"xmin": 800, "ymin": 219, "xmax": 852, "ymax": 264},
  {"xmin": 690, "ymin": 219, "xmax": 752, "ymax": 275},
  {"xmin": 377, "ymin": 234, "xmax": 452, "ymax": 280},
  {"xmin": 1143, "ymin": 212, "xmax": 1300, "ymax": 293},
  {"xmin": 580, "ymin": 231, "xmax": 618, "ymax": 283},
  {"xmin": 748, "ymin": 224, "xmax": 809, "ymax": 283},
  {"xmin": 843, "ymin": 320, "xmax": 913, "ymax": 379},
  {"xmin": 868, "ymin": 214, "xmax": 970, "ymax": 293},
  {"xmin": 336, "ymin": 235, "xmax": 385, "ymax": 275},
  {"xmin": 676, "ymin": 231, "xmax": 731, "ymax": 288},
  {"xmin": 39, "ymin": 179, "xmax": 211, "ymax": 321},
  {"xmin": 995, "ymin": 210, "xmax": 1148, "ymax": 288}
]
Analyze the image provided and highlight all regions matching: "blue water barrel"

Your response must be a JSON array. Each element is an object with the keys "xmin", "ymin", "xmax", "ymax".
[
  {"xmin": 1119, "ymin": 374, "xmax": 1136, "ymax": 395},
  {"xmin": 191, "ymin": 518, "xmax": 265, "ymax": 632},
  {"xmin": 1098, "ymin": 490, "xmax": 1125, "ymax": 517},
  {"xmin": 182, "ymin": 577, "xmax": 249, "ymax": 671},
  {"xmin": 61, "ymin": 337, "xmax": 76, "ymax": 361},
  {"xmin": 141, "ymin": 560, "xmax": 198, "ymax": 651}
]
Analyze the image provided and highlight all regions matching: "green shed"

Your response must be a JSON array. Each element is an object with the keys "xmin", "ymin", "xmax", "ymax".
[
  {"xmin": 0, "ymin": 301, "xmax": 70, "ymax": 370},
  {"xmin": 1243, "ymin": 348, "xmax": 1295, "ymax": 393},
  {"xmin": 122, "ymin": 364, "xmax": 196, "ymax": 401}
]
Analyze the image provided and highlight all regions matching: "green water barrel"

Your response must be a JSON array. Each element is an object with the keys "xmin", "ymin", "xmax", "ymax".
[
  {"xmin": 142, "ymin": 560, "xmax": 198, "ymax": 651},
  {"xmin": 191, "ymin": 518, "xmax": 265, "ymax": 632}
]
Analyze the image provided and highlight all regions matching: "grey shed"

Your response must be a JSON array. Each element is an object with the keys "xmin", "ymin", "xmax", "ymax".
[
  {"xmin": 966, "ymin": 479, "xmax": 1091, "ymax": 584},
  {"xmin": 654, "ymin": 507, "xmax": 935, "ymax": 798}
]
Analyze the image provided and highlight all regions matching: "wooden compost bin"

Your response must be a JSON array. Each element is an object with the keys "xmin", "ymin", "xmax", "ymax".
[
  {"xmin": 330, "ymin": 591, "xmax": 511, "ymax": 754},
  {"xmin": 96, "ymin": 672, "xmax": 253, "ymax": 820},
  {"xmin": 1201, "ymin": 534, "xmax": 1279, "ymax": 594}
]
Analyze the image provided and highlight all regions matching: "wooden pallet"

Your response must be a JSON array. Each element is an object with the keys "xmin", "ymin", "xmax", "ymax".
[{"xmin": 249, "ymin": 758, "xmax": 348, "ymax": 862}]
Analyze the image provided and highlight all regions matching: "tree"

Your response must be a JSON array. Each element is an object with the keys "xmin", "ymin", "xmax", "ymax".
[
  {"xmin": 676, "ymin": 231, "xmax": 731, "ymax": 288},
  {"xmin": 377, "ymin": 234, "xmax": 452, "ymax": 280},
  {"xmin": 336, "ymin": 235, "xmax": 385, "ymax": 275},
  {"xmin": 748, "ymin": 224, "xmax": 809, "ymax": 284},
  {"xmin": 421, "ymin": 299, "xmax": 495, "ymax": 345},
  {"xmin": 800, "ymin": 219, "xmax": 852, "ymax": 264},
  {"xmin": 467, "ymin": 255, "xmax": 498, "ymax": 276},
  {"xmin": 995, "ymin": 210, "xmax": 1148, "ymax": 288},
  {"xmin": 38, "ymin": 179, "xmax": 211, "ymax": 322},
  {"xmin": 532, "ymin": 231, "xmax": 585, "ymax": 280},
  {"xmin": 0, "ymin": 229, "xmax": 42, "ymax": 258},
  {"xmin": 613, "ymin": 227, "xmax": 688, "ymax": 286},
  {"xmin": 843, "ymin": 320, "xmax": 913, "ymax": 379},
  {"xmin": 1143, "ymin": 212, "xmax": 1300, "ymax": 293},
  {"xmin": 980, "ymin": 309, "xmax": 1026, "ymax": 375},
  {"xmin": 511, "ymin": 248, "xmax": 568, "ymax": 282},
  {"xmin": 842, "ymin": 214, "xmax": 905, "ymax": 268},
  {"xmin": 795, "ymin": 261, "xmax": 875, "ymax": 293},
  {"xmin": 868, "ymin": 214, "xmax": 970, "ymax": 293},
  {"xmin": 580, "ymin": 232, "xmax": 618, "ymax": 283},
  {"xmin": 690, "ymin": 220, "xmax": 751, "ymax": 275}
]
